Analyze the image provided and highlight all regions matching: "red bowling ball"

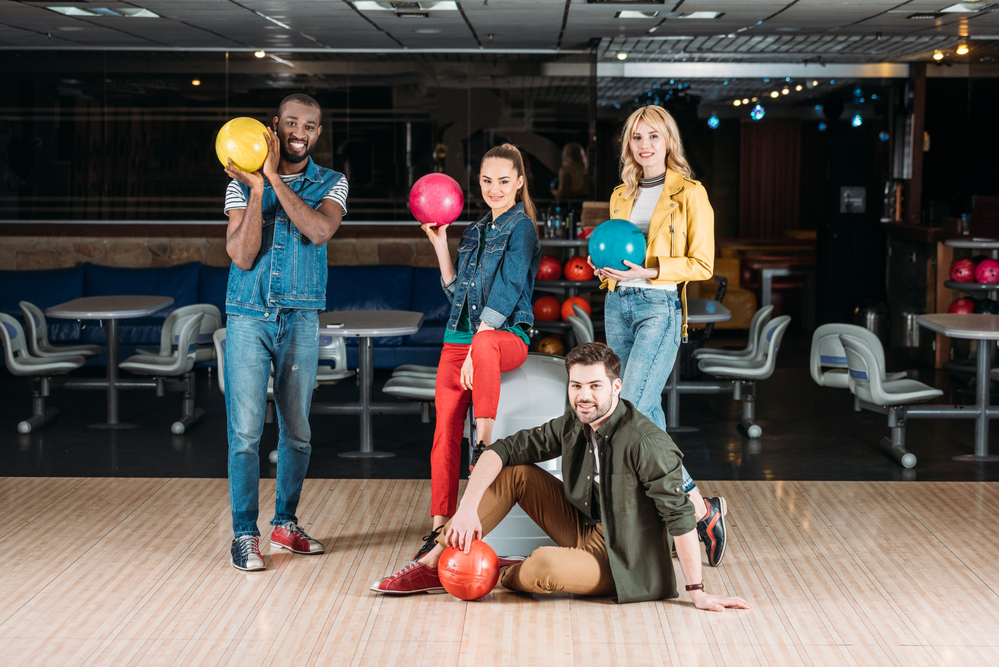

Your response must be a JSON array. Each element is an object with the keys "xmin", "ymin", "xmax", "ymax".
[
  {"xmin": 563, "ymin": 256, "xmax": 595, "ymax": 282},
  {"xmin": 533, "ymin": 295, "xmax": 561, "ymax": 322},
  {"xmin": 537, "ymin": 255, "xmax": 562, "ymax": 281},
  {"xmin": 409, "ymin": 173, "xmax": 464, "ymax": 227},
  {"xmin": 949, "ymin": 298, "xmax": 976, "ymax": 314},
  {"xmin": 438, "ymin": 540, "xmax": 500, "ymax": 601},
  {"xmin": 950, "ymin": 257, "xmax": 977, "ymax": 283},
  {"xmin": 561, "ymin": 296, "xmax": 591, "ymax": 322},
  {"xmin": 975, "ymin": 258, "xmax": 999, "ymax": 284}
]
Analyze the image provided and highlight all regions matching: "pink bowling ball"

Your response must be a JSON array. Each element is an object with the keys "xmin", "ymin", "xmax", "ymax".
[
  {"xmin": 950, "ymin": 257, "xmax": 976, "ymax": 283},
  {"xmin": 409, "ymin": 173, "xmax": 464, "ymax": 227},
  {"xmin": 975, "ymin": 258, "xmax": 999, "ymax": 284}
]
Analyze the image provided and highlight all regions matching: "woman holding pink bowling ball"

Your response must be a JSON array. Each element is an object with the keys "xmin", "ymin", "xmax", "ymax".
[
  {"xmin": 416, "ymin": 144, "xmax": 542, "ymax": 561},
  {"xmin": 589, "ymin": 105, "xmax": 728, "ymax": 567}
]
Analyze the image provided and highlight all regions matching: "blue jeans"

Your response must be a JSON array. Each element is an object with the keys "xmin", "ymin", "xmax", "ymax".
[
  {"xmin": 605, "ymin": 287, "xmax": 696, "ymax": 493},
  {"xmin": 226, "ymin": 309, "xmax": 320, "ymax": 537}
]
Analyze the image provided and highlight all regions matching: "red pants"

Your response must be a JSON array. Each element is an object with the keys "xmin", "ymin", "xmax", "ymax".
[{"xmin": 431, "ymin": 331, "xmax": 528, "ymax": 517}]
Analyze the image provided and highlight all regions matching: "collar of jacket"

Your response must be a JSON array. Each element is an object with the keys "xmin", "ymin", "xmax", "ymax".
[
  {"xmin": 262, "ymin": 157, "xmax": 325, "ymax": 189},
  {"xmin": 612, "ymin": 167, "xmax": 686, "ymax": 221},
  {"xmin": 470, "ymin": 201, "xmax": 525, "ymax": 233}
]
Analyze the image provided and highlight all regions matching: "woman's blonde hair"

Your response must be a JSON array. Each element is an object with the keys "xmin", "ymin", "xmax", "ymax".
[
  {"xmin": 619, "ymin": 106, "xmax": 692, "ymax": 202},
  {"xmin": 482, "ymin": 143, "xmax": 538, "ymax": 221}
]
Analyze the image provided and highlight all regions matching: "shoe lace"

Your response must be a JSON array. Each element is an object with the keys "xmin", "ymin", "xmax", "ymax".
[
  {"xmin": 281, "ymin": 522, "xmax": 306, "ymax": 537},
  {"xmin": 237, "ymin": 535, "xmax": 260, "ymax": 556},
  {"xmin": 414, "ymin": 526, "xmax": 442, "ymax": 560},
  {"xmin": 393, "ymin": 561, "xmax": 421, "ymax": 579}
]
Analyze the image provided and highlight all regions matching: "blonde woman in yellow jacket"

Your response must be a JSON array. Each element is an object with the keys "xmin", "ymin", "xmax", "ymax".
[{"xmin": 591, "ymin": 105, "xmax": 727, "ymax": 566}]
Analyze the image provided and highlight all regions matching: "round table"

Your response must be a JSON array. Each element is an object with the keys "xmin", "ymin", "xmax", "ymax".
[
  {"xmin": 312, "ymin": 310, "xmax": 425, "ymax": 458},
  {"xmin": 46, "ymin": 295, "xmax": 174, "ymax": 428}
]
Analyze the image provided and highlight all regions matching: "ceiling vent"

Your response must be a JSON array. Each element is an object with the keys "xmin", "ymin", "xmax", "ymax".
[{"xmin": 908, "ymin": 12, "xmax": 943, "ymax": 19}]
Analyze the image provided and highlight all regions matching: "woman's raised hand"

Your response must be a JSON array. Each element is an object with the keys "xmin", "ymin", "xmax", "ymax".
[{"xmin": 421, "ymin": 223, "xmax": 450, "ymax": 250}]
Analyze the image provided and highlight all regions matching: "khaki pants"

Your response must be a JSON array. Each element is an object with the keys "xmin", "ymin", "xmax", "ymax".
[{"xmin": 436, "ymin": 465, "xmax": 615, "ymax": 597}]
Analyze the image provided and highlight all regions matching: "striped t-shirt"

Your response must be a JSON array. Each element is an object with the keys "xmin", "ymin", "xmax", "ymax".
[{"xmin": 224, "ymin": 173, "xmax": 349, "ymax": 215}]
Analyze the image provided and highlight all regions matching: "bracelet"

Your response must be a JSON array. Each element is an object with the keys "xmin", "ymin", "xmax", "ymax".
[{"xmin": 685, "ymin": 583, "xmax": 704, "ymax": 592}]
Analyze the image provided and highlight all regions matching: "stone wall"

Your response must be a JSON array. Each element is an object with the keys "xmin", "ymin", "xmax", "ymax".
[{"xmin": 0, "ymin": 236, "xmax": 458, "ymax": 271}]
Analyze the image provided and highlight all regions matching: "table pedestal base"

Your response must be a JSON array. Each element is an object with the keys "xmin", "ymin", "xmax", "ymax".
[{"xmin": 338, "ymin": 450, "xmax": 396, "ymax": 459}]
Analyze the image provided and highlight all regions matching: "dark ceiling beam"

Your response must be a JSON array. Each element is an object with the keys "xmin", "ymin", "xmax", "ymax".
[
  {"xmin": 455, "ymin": 2, "xmax": 483, "ymax": 48},
  {"xmin": 556, "ymin": 0, "xmax": 571, "ymax": 50}
]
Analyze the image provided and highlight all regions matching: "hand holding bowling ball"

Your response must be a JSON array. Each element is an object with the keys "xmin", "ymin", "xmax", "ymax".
[
  {"xmin": 588, "ymin": 219, "xmax": 648, "ymax": 273},
  {"xmin": 216, "ymin": 117, "xmax": 269, "ymax": 173},
  {"xmin": 410, "ymin": 173, "xmax": 464, "ymax": 227},
  {"xmin": 438, "ymin": 540, "xmax": 500, "ymax": 601}
]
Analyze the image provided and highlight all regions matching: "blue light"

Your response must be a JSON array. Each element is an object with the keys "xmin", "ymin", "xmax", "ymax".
[
  {"xmin": 615, "ymin": 103, "xmax": 621, "ymax": 109},
  {"xmin": 879, "ymin": 131, "xmax": 889, "ymax": 142},
  {"xmin": 859, "ymin": 97, "xmax": 865, "ymax": 103},
  {"xmin": 786, "ymin": 76, "xmax": 791, "ymax": 82},
  {"xmin": 763, "ymin": 77, "xmax": 770, "ymax": 83},
  {"xmin": 750, "ymin": 105, "xmax": 765, "ymax": 121},
  {"xmin": 854, "ymin": 88, "xmax": 862, "ymax": 96},
  {"xmin": 669, "ymin": 79, "xmax": 674, "ymax": 84},
  {"xmin": 815, "ymin": 104, "xmax": 822, "ymax": 111},
  {"xmin": 818, "ymin": 122, "xmax": 827, "ymax": 132},
  {"xmin": 852, "ymin": 114, "xmax": 863, "ymax": 127},
  {"xmin": 648, "ymin": 92, "xmax": 653, "ymax": 97},
  {"xmin": 723, "ymin": 80, "xmax": 728, "ymax": 85},
  {"xmin": 871, "ymin": 94, "xmax": 878, "ymax": 100},
  {"xmin": 708, "ymin": 115, "xmax": 720, "ymax": 129},
  {"xmin": 830, "ymin": 79, "xmax": 835, "ymax": 84}
]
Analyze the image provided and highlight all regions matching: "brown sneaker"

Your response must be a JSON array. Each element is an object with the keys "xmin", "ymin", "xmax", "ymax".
[{"xmin": 370, "ymin": 561, "xmax": 446, "ymax": 595}]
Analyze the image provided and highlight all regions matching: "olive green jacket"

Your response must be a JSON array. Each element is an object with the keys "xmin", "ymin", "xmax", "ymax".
[{"xmin": 486, "ymin": 398, "xmax": 696, "ymax": 604}]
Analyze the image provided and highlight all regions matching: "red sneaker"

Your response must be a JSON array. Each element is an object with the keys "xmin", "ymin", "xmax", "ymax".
[
  {"xmin": 271, "ymin": 522, "xmax": 325, "ymax": 555},
  {"xmin": 370, "ymin": 561, "xmax": 446, "ymax": 595}
]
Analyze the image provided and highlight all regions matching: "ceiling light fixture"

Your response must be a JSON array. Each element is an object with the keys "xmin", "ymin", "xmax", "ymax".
[
  {"xmin": 770, "ymin": 91, "xmax": 779, "ymax": 98},
  {"xmin": 616, "ymin": 52, "xmax": 628, "ymax": 60},
  {"xmin": 933, "ymin": 50, "xmax": 945, "ymax": 60},
  {"xmin": 191, "ymin": 79, "xmax": 201, "ymax": 86},
  {"xmin": 47, "ymin": 7, "xmax": 98, "ymax": 16},
  {"xmin": 677, "ymin": 11, "xmax": 723, "ymax": 19},
  {"xmin": 941, "ymin": 3, "xmax": 985, "ymax": 12},
  {"xmin": 254, "ymin": 50, "xmax": 266, "ymax": 58},
  {"xmin": 254, "ymin": 11, "xmax": 292, "ymax": 29},
  {"xmin": 957, "ymin": 43, "xmax": 970, "ymax": 54},
  {"xmin": 781, "ymin": 88, "xmax": 789, "ymax": 95},
  {"xmin": 733, "ymin": 100, "xmax": 742, "ymax": 106},
  {"xmin": 795, "ymin": 85, "xmax": 803, "ymax": 91},
  {"xmin": 742, "ymin": 98, "xmax": 749, "ymax": 104},
  {"xmin": 616, "ymin": 10, "xmax": 659, "ymax": 18},
  {"xmin": 119, "ymin": 8, "xmax": 159, "ymax": 17}
]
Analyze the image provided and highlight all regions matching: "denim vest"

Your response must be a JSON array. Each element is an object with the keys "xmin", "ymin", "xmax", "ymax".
[
  {"xmin": 225, "ymin": 158, "xmax": 344, "ymax": 319},
  {"xmin": 443, "ymin": 202, "xmax": 541, "ymax": 331}
]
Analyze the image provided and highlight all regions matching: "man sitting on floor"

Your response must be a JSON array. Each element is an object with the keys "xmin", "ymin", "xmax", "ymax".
[{"xmin": 371, "ymin": 342, "xmax": 753, "ymax": 610}]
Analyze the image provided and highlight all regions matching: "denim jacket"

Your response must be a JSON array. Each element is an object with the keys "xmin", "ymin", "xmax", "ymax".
[
  {"xmin": 443, "ymin": 202, "xmax": 541, "ymax": 331},
  {"xmin": 225, "ymin": 157, "xmax": 344, "ymax": 319}
]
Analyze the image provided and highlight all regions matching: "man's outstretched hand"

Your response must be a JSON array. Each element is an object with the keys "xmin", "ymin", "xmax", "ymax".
[{"xmin": 690, "ymin": 591, "xmax": 753, "ymax": 612}]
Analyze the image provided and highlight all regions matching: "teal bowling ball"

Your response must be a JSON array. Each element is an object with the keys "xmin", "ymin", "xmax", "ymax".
[{"xmin": 588, "ymin": 219, "xmax": 647, "ymax": 271}]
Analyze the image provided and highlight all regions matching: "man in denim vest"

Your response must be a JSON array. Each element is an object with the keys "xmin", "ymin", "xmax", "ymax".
[{"xmin": 222, "ymin": 94, "xmax": 347, "ymax": 571}]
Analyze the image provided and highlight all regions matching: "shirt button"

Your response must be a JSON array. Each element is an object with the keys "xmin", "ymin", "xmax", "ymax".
[
  {"xmin": 472, "ymin": 305, "xmax": 477, "ymax": 310},
  {"xmin": 584, "ymin": 501, "xmax": 588, "ymax": 505},
  {"xmin": 264, "ymin": 313, "xmax": 270, "ymax": 318},
  {"xmin": 587, "ymin": 476, "xmax": 590, "ymax": 480},
  {"xmin": 471, "ymin": 282, "xmax": 475, "ymax": 287}
]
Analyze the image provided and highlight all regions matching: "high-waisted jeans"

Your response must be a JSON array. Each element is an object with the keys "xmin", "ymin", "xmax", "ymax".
[
  {"xmin": 431, "ymin": 331, "xmax": 528, "ymax": 517},
  {"xmin": 225, "ymin": 309, "xmax": 319, "ymax": 537},
  {"xmin": 605, "ymin": 287, "xmax": 696, "ymax": 493}
]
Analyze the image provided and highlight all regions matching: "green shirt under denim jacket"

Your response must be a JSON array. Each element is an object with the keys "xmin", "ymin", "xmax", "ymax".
[{"xmin": 485, "ymin": 398, "xmax": 696, "ymax": 604}]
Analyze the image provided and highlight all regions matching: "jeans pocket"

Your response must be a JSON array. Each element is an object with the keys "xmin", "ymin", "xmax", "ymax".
[{"xmin": 637, "ymin": 288, "xmax": 674, "ymax": 306}]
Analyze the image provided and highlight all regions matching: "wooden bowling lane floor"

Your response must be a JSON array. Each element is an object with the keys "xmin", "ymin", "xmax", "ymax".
[{"xmin": 2, "ymin": 478, "xmax": 999, "ymax": 667}]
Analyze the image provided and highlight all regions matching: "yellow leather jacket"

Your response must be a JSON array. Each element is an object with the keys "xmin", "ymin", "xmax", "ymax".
[{"xmin": 602, "ymin": 168, "xmax": 715, "ymax": 340}]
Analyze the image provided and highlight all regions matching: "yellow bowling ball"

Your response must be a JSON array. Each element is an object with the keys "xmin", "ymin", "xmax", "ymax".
[{"xmin": 215, "ymin": 117, "xmax": 269, "ymax": 172}]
